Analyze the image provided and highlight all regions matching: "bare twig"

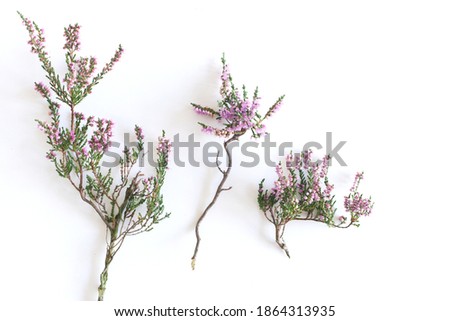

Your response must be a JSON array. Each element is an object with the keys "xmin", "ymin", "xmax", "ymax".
[
  {"xmin": 275, "ymin": 223, "xmax": 290, "ymax": 258},
  {"xmin": 191, "ymin": 134, "xmax": 240, "ymax": 270}
]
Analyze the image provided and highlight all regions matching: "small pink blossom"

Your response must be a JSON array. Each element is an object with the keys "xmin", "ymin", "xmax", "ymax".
[
  {"xmin": 194, "ymin": 56, "xmax": 284, "ymax": 139},
  {"xmin": 46, "ymin": 150, "xmax": 56, "ymax": 160},
  {"xmin": 201, "ymin": 126, "xmax": 214, "ymax": 134},
  {"xmin": 34, "ymin": 82, "xmax": 50, "ymax": 98},
  {"xmin": 254, "ymin": 124, "xmax": 266, "ymax": 136},
  {"xmin": 194, "ymin": 107, "xmax": 215, "ymax": 117},
  {"xmin": 102, "ymin": 45, "xmax": 124, "ymax": 74},
  {"xmin": 69, "ymin": 131, "xmax": 75, "ymax": 143},
  {"xmin": 88, "ymin": 118, "xmax": 114, "ymax": 152},
  {"xmin": 135, "ymin": 125, "xmax": 144, "ymax": 141},
  {"xmin": 63, "ymin": 24, "xmax": 81, "ymax": 52}
]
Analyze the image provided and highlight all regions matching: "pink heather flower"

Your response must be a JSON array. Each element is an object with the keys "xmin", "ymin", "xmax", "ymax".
[
  {"xmin": 275, "ymin": 163, "xmax": 284, "ymax": 181},
  {"xmin": 265, "ymin": 98, "xmax": 284, "ymax": 119},
  {"xmin": 46, "ymin": 150, "xmax": 57, "ymax": 160},
  {"xmin": 250, "ymin": 97, "xmax": 261, "ymax": 113},
  {"xmin": 65, "ymin": 56, "xmax": 98, "ymax": 92},
  {"xmin": 63, "ymin": 24, "xmax": 81, "ymax": 52},
  {"xmin": 135, "ymin": 126, "xmax": 144, "ymax": 141},
  {"xmin": 22, "ymin": 17, "xmax": 34, "ymax": 34},
  {"xmin": 22, "ymin": 16, "xmax": 46, "ymax": 54},
  {"xmin": 102, "ymin": 45, "xmax": 124, "ymax": 73},
  {"xmin": 87, "ymin": 116, "xmax": 95, "ymax": 127},
  {"xmin": 81, "ymin": 147, "xmax": 88, "ymax": 157},
  {"xmin": 320, "ymin": 155, "xmax": 329, "ymax": 178},
  {"xmin": 221, "ymin": 64, "xmax": 230, "ymax": 82},
  {"xmin": 285, "ymin": 153, "xmax": 294, "ymax": 168},
  {"xmin": 48, "ymin": 125, "xmax": 62, "ymax": 145},
  {"xmin": 228, "ymin": 123, "xmax": 242, "ymax": 133},
  {"xmin": 157, "ymin": 136, "xmax": 172, "ymax": 155},
  {"xmin": 350, "ymin": 172, "xmax": 364, "ymax": 192},
  {"xmin": 324, "ymin": 182, "xmax": 334, "ymax": 198},
  {"xmin": 273, "ymin": 100, "xmax": 282, "ymax": 113},
  {"xmin": 291, "ymin": 153, "xmax": 300, "ymax": 170},
  {"xmin": 309, "ymin": 161, "xmax": 324, "ymax": 203},
  {"xmin": 69, "ymin": 131, "xmax": 75, "ymax": 143},
  {"xmin": 89, "ymin": 57, "xmax": 97, "ymax": 73},
  {"xmin": 142, "ymin": 177, "xmax": 155, "ymax": 193},
  {"xmin": 220, "ymin": 67, "xmax": 231, "ymax": 97},
  {"xmin": 344, "ymin": 195, "xmax": 350, "ymax": 208},
  {"xmin": 344, "ymin": 192, "xmax": 373, "ymax": 217},
  {"xmin": 64, "ymin": 63, "xmax": 76, "ymax": 92},
  {"xmin": 302, "ymin": 149, "xmax": 312, "ymax": 170},
  {"xmin": 258, "ymin": 182, "xmax": 264, "ymax": 195},
  {"xmin": 77, "ymin": 57, "xmax": 97, "ymax": 87},
  {"xmin": 194, "ymin": 107, "xmax": 214, "ymax": 117},
  {"xmin": 254, "ymin": 124, "xmax": 266, "ymax": 137},
  {"xmin": 156, "ymin": 134, "xmax": 172, "ymax": 168},
  {"xmin": 34, "ymin": 82, "xmax": 51, "ymax": 98},
  {"xmin": 219, "ymin": 109, "xmax": 233, "ymax": 121},
  {"xmin": 88, "ymin": 118, "xmax": 114, "ymax": 152},
  {"xmin": 338, "ymin": 215, "xmax": 346, "ymax": 222},
  {"xmin": 201, "ymin": 126, "xmax": 215, "ymax": 134},
  {"xmin": 272, "ymin": 180, "xmax": 282, "ymax": 197},
  {"xmin": 74, "ymin": 112, "xmax": 85, "ymax": 121},
  {"xmin": 112, "ymin": 46, "xmax": 123, "ymax": 63},
  {"xmin": 287, "ymin": 172, "xmax": 294, "ymax": 188},
  {"xmin": 241, "ymin": 100, "xmax": 250, "ymax": 112},
  {"xmin": 272, "ymin": 163, "xmax": 288, "ymax": 197}
]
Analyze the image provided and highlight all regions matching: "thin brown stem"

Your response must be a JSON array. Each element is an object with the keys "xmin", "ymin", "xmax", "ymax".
[
  {"xmin": 191, "ymin": 134, "xmax": 239, "ymax": 270},
  {"xmin": 293, "ymin": 216, "xmax": 354, "ymax": 228},
  {"xmin": 89, "ymin": 160, "xmax": 118, "ymax": 207},
  {"xmin": 215, "ymin": 150, "xmax": 224, "ymax": 174},
  {"xmin": 97, "ymin": 228, "xmax": 118, "ymax": 301},
  {"xmin": 67, "ymin": 171, "xmax": 113, "ymax": 230},
  {"xmin": 275, "ymin": 223, "xmax": 290, "ymax": 258},
  {"xmin": 70, "ymin": 105, "xmax": 75, "ymax": 132}
]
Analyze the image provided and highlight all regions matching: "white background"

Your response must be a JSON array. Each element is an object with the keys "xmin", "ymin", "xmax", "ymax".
[{"xmin": 0, "ymin": 0, "xmax": 449, "ymax": 319}]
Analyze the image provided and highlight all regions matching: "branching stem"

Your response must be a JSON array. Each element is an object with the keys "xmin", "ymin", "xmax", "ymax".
[
  {"xmin": 97, "ymin": 227, "xmax": 118, "ymax": 301},
  {"xmin": 191, "ymin": 134, "xmax": 240, "ymax": 269},
  {"xmin": 275, "ymin": 224, "xmax": 290, "ymax": 258}
]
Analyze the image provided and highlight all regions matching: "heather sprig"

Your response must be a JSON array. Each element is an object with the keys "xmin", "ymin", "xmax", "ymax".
[
  {"xmin": 191, "ymin": 55, "xmax": 284, "ymax": 269},
  {"xmin": 193, "ymin": 54, "xmax": 284, "ymax": 139},
  {"xmin": 258, "ymin": 150, "xmax": 373, "ymax": 258},
  {"xmin": 19, "ymin": 13, "xmax": 171, "ymax": 301}
]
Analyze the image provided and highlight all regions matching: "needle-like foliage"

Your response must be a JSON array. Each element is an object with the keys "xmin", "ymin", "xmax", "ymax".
[
  {"xmin": 19, "ymin": 12, "xmax": 172, "ymax": 300},
  {"xmin": 258, "ymin": 151, "xmax": 374, "ymax": 257}
]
